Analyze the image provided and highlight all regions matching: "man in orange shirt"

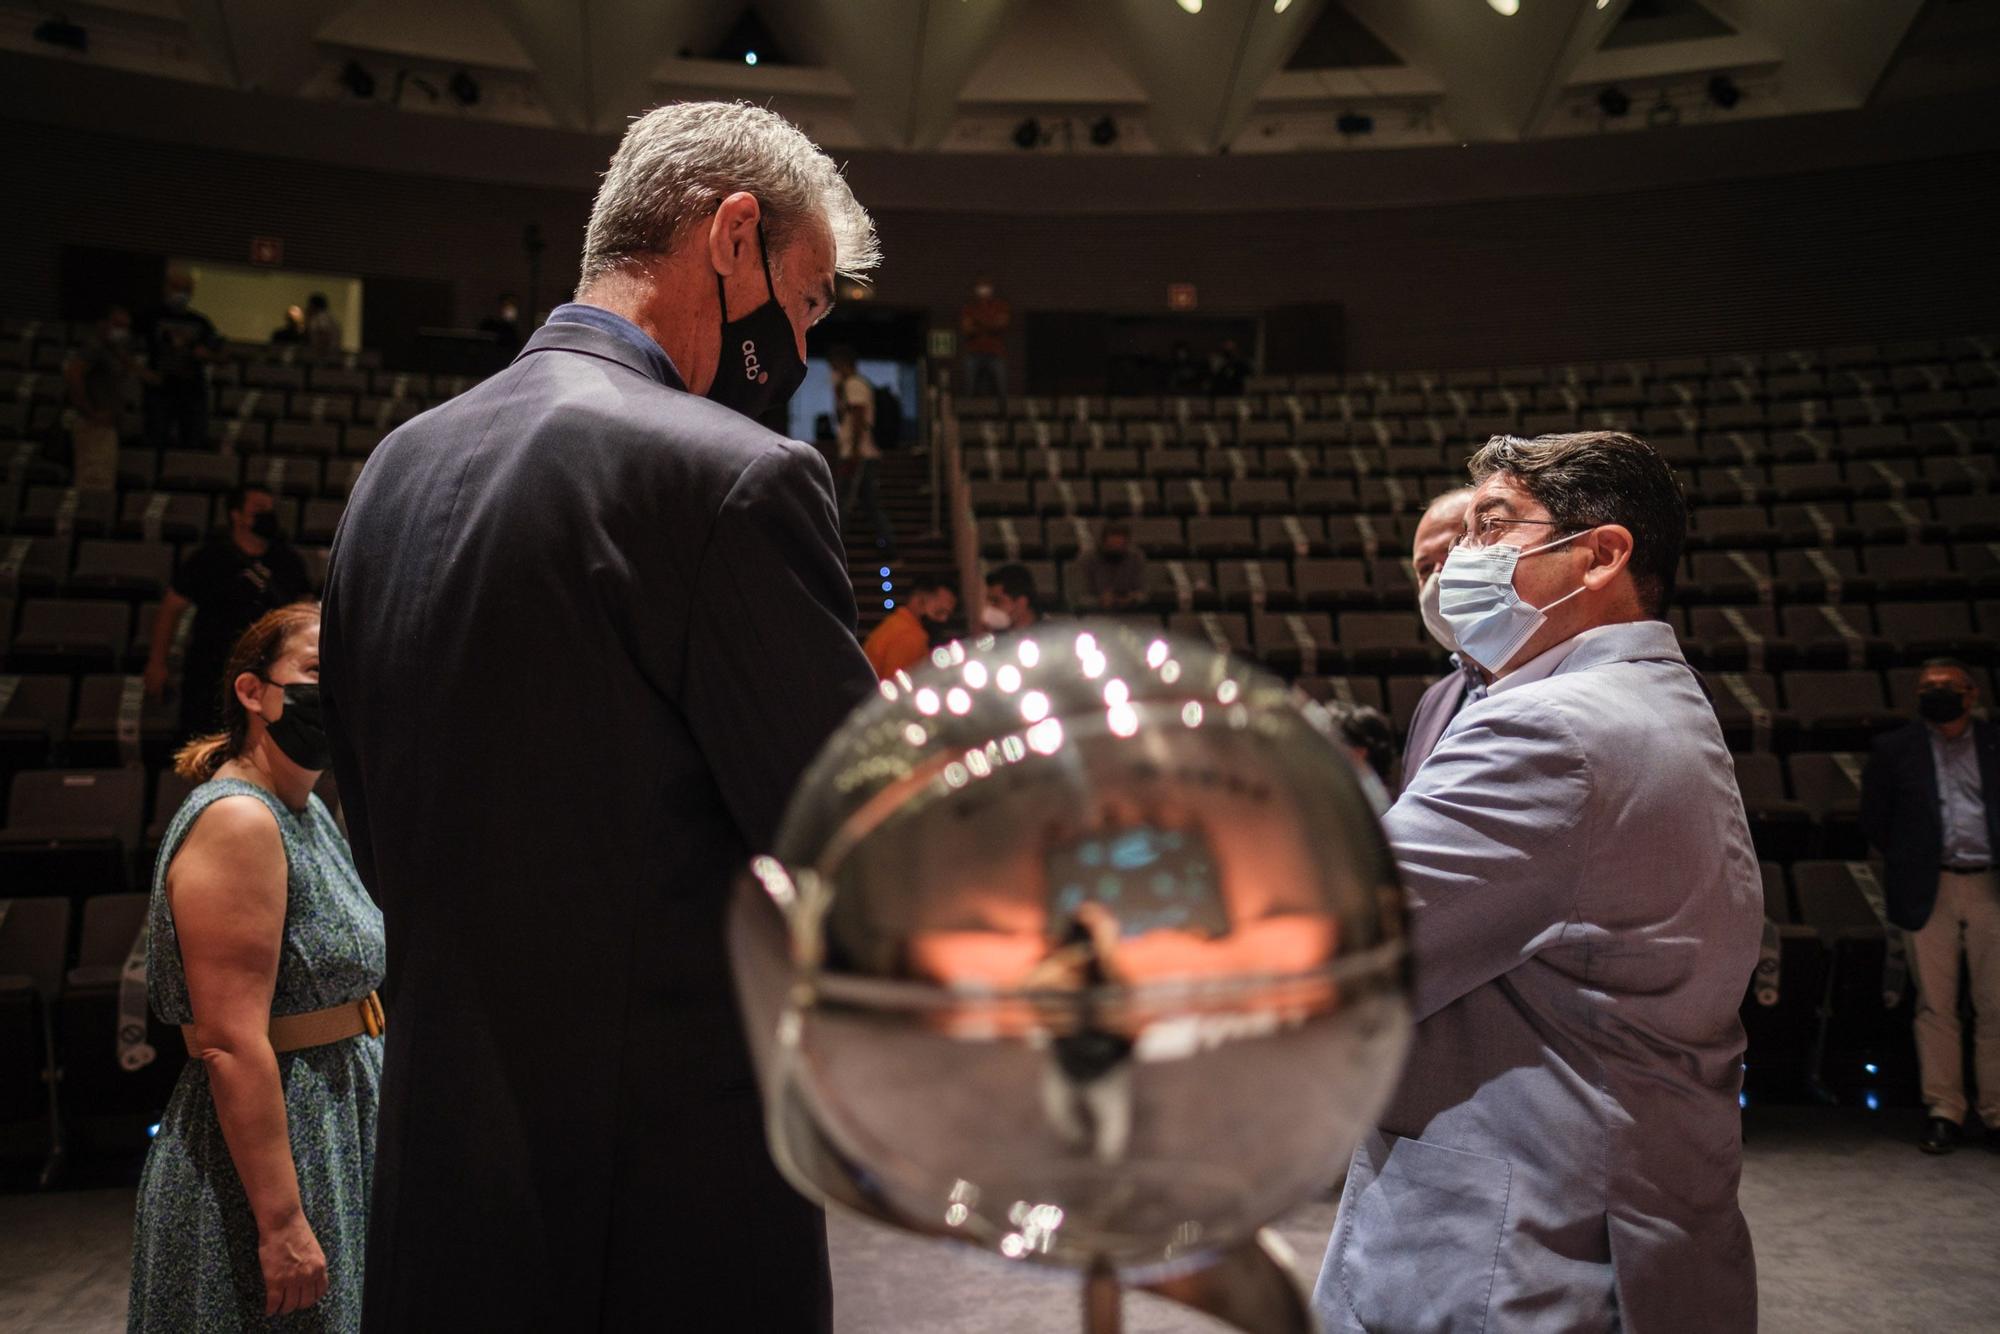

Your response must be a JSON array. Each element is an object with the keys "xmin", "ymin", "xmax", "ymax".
[
  {"xmin": 959, "ymin": 278, "xmax": 1010, "ymax": 401},
  {"xmin": 863, "ymin": 575, "xmax": 959, "ymax": 679}
]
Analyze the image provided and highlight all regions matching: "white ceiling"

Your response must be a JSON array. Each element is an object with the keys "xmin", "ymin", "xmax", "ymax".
[{"xmin": 3, "ymin": 0, "xmax": 1990, "ymax": 154}]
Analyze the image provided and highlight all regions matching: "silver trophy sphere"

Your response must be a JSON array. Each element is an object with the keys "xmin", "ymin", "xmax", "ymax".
[{"xmin": 730, "ymin": 623, "xmax": 1412, "ymax": 1333}]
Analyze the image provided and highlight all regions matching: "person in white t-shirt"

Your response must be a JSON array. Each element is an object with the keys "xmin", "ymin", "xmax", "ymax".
[{"xmin": 830, "ymin": 346, "xmax": 893, "ymax": 555}]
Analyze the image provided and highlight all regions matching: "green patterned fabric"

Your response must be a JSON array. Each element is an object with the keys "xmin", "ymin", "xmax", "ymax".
[{"xmin": 129, "ymin": 778, "xmax": 384, "ymax": 1333}]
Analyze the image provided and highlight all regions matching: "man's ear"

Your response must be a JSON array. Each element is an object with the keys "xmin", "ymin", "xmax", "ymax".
[
  {"xmin": 707, "ymin": 192, "xmax": 762, "ymax": 278},
  {"xmin": 1582, "ymin": 524, "xmax": 1635, "ymax": 591}
]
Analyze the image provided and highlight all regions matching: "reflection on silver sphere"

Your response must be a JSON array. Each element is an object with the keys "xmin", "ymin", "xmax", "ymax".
[{"xmin": 732, "ymin": 621, "xmax": 1411, "ymax": 1281}]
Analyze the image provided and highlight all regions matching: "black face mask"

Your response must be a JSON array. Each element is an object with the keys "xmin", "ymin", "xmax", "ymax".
[
  {"xmin": 263, "ymin": 682, "xmax": 329, "ymax": 771},
  {"xmin": 249, "ymin": 511, "xmax": 285, "ymax": 544},
  {"xmin": 705, "ymin": 221, "xmax": 806, "ymax": 421},
  {"xmin": 1918, "ymin": 686, "xmax": 1969, "ymax": 725}
]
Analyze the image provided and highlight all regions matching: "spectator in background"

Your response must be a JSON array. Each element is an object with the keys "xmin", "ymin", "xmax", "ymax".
[
  {"xmin": 984, "ymin": 563, "xmax": 1041, "ymax": 633},
  {"xmin": 959, "ymin": 278, "xmax": 1010, "ymax": 401},
  {"xmin": 129, "ymin": 602, "xmax": 382, "ymax": 1332},
  {"xmin": 304, "ymin": 294, "xmax": 342, "ymax": 354},
  {"xmin": 1324, "ymin": 700, "xmax": 1397, "ymax": 814},
  {"xmin": 145, "ymin": 485, "xmax": 311, "ymax": 743},
  {"xmin": 862, "ymin": 575, "xmax": 959, "ymax": 680},
  {"xmin": 270, "ymin": 305, "xmax": 306, "ymax": 345},
  {"xmin": 62, "ymin": 304, "xmax": 137, "ymax": 493},
  {"xmin": 141, "ymin": 272, "xmax": 221, "ymax": 451},
  {"xmin": 1166, "ymin": 341, "xmax": 1206, "ymax": 394},
  {"xmin": 830, "ymin": 345, "xmax": 893, "ymax": 555},
  {"xmin": 1208, "ymin": 338, "xmax": 1250, "ymax": 397},
  {"xmin": 1401, "ymin": 487, "xmax": 1484, "ymax": 792},
  {"xmin": 479, "ymin": 293, "xmax": 523, "ymax": 355},
  {"xmin": 1860, "ymin": 658, "xmax": 1999, "ymax": 1155},
  {"xmin": 1076, "ymin": 520, "xmax": 1148, "ymax": 612}
]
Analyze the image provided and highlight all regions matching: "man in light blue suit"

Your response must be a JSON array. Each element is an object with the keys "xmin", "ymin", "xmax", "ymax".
[{"xmin": 1316, "ymin": 431, "xmax": 1762, "ymax": 1333}]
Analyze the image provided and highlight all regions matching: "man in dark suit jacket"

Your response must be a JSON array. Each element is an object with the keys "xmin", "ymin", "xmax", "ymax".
[
  {"xmin": 1400, "ymin": 486, "xmax": 1480, "ymax": 791},
  {"xmin": 322, "ymin": 103, "xmax": 882, "ymax": 1331},
  {"xmin": 1860, "ymin": 658, "xmax": 2000, "ymax": 1155}
]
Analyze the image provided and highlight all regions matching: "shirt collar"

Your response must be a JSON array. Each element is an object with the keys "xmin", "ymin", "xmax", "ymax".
[
  {"xmin": 1486, "ymin": 624, "xmax": 1612, "ymax": 697},
  {"xmin": 543, "ymin": 302, "xmax": 680, "ymax": 387}
]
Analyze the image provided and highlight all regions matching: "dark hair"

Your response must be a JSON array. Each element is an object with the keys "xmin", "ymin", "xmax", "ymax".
[
  {"xmin": 223, "ymin": 484, "xmax": 273, "ymax": 516},
  {"xmin": 1325, "ymin": 702, "xmax": 1397, "ymax": 787},
  {"xmin": 986, "ymin": 563, "xmax": 1037, "ymax": 602},
  {"xmin": 826, "ymin": 344, "xmax": 858, "ymax": 369},
  {"xmin": 1467, "ymin": 431, "xmax": 1686, "ymax": 617},
  {"xmin": 907, "ymin": 574, "xmax": 954, "ymax": 597},
  {"xmin": 173, "ymin": 602, "xmax": 321, "ymax": 781},
  {"xmin": 1099, "ymin": 520, "xmax": 1132, "ymax": 542},
  {"xmin": 307, "ymin": 293, "xmax": 329, "ymax": 310}
]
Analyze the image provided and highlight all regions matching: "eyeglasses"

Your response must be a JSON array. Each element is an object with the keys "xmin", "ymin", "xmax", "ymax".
[{"xmin": 1454, "ymin": 516, "xmax": 1565, "ymax": 550}]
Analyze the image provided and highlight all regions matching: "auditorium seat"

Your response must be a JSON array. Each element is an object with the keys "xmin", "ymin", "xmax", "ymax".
[
  {"xmin": 0, "ymin": 537, "xmax": 68, "ymax": 597},
  {"xmin": 57, "ymin": 892, "xmax": 186, "ymax": 1156},
  {"xmin": 1253, "ymin": 612, "xmax": 1337, "ymax": 676},
  {"xmin": 16, "ymin": 487, "xmax": 115, "ymax": 538},
  {"xmin": 1336, "ymin": 612, "xmax": 1433, "ymax": 673},
  {"xmin": 1789, "ymin": 752, "xmax": 1869, "ymax": 859},
  {"xmin": 68, "ymin": 675, "xmax": 177, "ymax": 770},
  {"xmin": 1294, "ymin": 559, "xmax": 1374, "ymax": 610},
  {"xmin": 1145, "ymin": 559, "xmax": 1216, "ymax": 611},
  {"xmin": 1166, "ymin": 611, "xmax": 1251, "ymax": 657},
  {"xmin": 6, "ymin": 600, "xmax": 128, "ymax": 675},
  {"xmin": 118, "ymin": 492, "xmax": 210, "ymax": 543},
  {"xmin": 0, "ymin": 767, "xmax": 146, "ymax": 898},
  {"xmin": 143, "ymin": 768, "xmax": 197, "ymax": 863},
  {"xmin": 1792, "ymin": 859, "xmax": 1913, "ymax": 1096},
  {"xmin": 1874, "ymin": 601, "xmax": 1985, "ymax": 662},
  {"xmin": 244, "ymin": 455, "xmax": 322, "ymax": 498},
  {"xmin": 1688, "ymin": 605, "xmax": 1787, "ymax": 672},
  {"xmin": 1216, "ymin": 560, "xmax": 1292, "ymax": 610},
  {"xmin": 1734, "ymin": 752, "xmax": 1813, "ymax": 861},
  {"xmin": 0, "ymin": 674, "xmax": 69, "ymax": 795},
  {"xmin": 68, "ymin": 541, "xmax": 172, "ymax": 601},
  {"xmin": 1778, "ymin": 605, "xmax": 1882, "ymax": 670},
  {"xmin": 1295, "ymin": 675, "xmax": 1386, "ymax": 712},
  {"xmin": 157, "ymin": 451, "xmax": 239, "ymax": 494},
  {"xmin": 1785, "ymin": 671, "xmax": 1896, "ymax": 751},
  {"xmin": 0, "ymin": 895, "xmax": 67, "ymax": 1170}
]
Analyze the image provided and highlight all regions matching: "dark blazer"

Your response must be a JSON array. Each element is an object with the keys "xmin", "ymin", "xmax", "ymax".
[
  {"xmin": 1399, "ymin": 669, "xmax": 1471, "ymax": 795},
  {"xmin": 322, "ymin": 320, "xmax": 875, "ymax": 1332},
  {"xmin": 1860, "ymin": 718, "xmax": 2000, "ymax": 931}
]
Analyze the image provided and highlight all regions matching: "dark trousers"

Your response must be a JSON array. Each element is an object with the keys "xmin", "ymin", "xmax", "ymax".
[
  {"xmin": 144, "ymin": 379, "xmax": 210, "ymax": 451},
  {"xmin": 842, "ymin": 457, "xmax": 894, "ymax": 553}
]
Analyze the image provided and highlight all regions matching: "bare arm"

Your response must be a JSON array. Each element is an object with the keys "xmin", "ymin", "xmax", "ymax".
[
  {"xmin": 170, "ymin": 797, "xmax": 328, "ymax": 1315},
  {"xmin": 145, "ymin": 589, "xmax": 193, "ymax": 698}
]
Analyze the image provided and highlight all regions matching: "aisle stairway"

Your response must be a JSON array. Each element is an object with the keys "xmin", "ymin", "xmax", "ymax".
[{"xmin": 841, "ymin": 448, "xmax": 958, "ymax": 638}]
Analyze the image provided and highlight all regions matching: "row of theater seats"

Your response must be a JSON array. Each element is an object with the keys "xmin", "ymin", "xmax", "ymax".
[{"xmin": 0, "ymin": 891, "xmax": 187, "ymax": 1179}]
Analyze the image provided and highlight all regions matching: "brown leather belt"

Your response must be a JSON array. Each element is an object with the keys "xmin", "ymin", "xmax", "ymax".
[{"xmin": 182, "ymin": 991, "xmax": 385, "ymax": 1056}]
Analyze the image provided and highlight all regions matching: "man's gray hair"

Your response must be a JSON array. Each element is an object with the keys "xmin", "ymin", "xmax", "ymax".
[{"xmin": 577, "ymin": 101, "xmax": 879, "ymax": 293}]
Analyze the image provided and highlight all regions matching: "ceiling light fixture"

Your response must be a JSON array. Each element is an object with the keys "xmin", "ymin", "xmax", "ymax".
[
  {"xmin": 1178, "ymin": 0, "xmax": 1203, "ymax": 13},
  {"xmin": 339, "ymin": 60, "xmax": 377, "ymax": 99},
  {"xmin": 1275, "ymin": 0, "xmax": 1294, "ymax": 12},
  {"xmin": 1012, "ymin": 117, "xmax": 1042, "ymax": 150},
  {"xmin": 1488, "ymin": 0, "xmax": 1520, "ymax": 14},
  {"xmin": 447, "ymin": 70, "xmax": 480, "ymax": 106},
  {"xmin": 1089, "ymin": 115, "xmax": 1119, "ymax": 147},
  {"xmin": 1596, "ymin": 85, "xmax": 1630, "ymax": 117},
  {"xmin": 1707, "ymin": 74, "xmax": 1741, "ymax": 109}
]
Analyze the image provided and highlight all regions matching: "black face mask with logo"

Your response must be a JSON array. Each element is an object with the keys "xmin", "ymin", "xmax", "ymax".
[
  {"xmin": 705, "ymin": 221, "xmax": 806, "ymax": 421},
  {"xmin": 1918, "ymin": 686, "xmax": 1969, "ymax": 725},
  {"xmin": 262, "ymin": 681, "xmax": 330, "ymax": 771},
  {"xmin": 249, "ymin": 511, "xmax": 286, "ymax": 544}
]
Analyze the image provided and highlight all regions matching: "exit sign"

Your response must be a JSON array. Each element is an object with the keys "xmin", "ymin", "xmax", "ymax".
[
  {"xmin": 249, "ymin": 236, "xmax": 284, "ymax": 266},
  {"xmin": 1168, "ymin": 282, "xmax": 1198, "ymax": 311},
  {"xmin": 928, "ymin": 328, "xmax": 957, "ymax": 358}
]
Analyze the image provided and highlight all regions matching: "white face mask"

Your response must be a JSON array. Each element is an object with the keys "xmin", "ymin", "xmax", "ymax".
[
  {"xmin": 1437, "ymin": 528, "xmax": 1593, "ymax": 674},
  {"xmin": 981, "ymin": 604, "xmax": 1012, "ymax": 631},
  {"xmin": 1418, "ymin": 570, "xmax": 1456, "ymax": 654}
]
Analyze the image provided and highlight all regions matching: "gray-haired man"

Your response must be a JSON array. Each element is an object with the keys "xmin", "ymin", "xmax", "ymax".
[{"xmin": 324, "ymin": 102, "xmax": 879, "ymax": 1331}]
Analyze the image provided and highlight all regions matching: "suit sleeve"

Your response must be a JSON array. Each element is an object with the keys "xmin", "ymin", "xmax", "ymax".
[
  {"xmin": 681, "ymin": 440, "xmax": 879, "ymax": 850},
  {"xmin": 1384, "ymin": 696, "xmax": 1593, "ymax": 1023},
  {"xmin": 1858, "ymin": 736, "xmax": 1897, "ymax": 856}
]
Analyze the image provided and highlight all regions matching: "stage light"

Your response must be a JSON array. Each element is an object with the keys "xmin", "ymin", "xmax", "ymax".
[
  {"xmin": 1089, "ymin": 115, "xmax": 1118, "ymax": 147},
  {"xmin": 1012, "ymin": 117, "xmax": 1041, "ymax": 150},
  {"xmin": 1336, "ymin": 111, "xmax": 1373, "ymax": 136},
  {"xmin": 1488, "ymin": 0, "xmax": 1519, "ymax": 14},
  {"xmin": 448, "ymin": 70, "xmax": 480, "ymax": 106},
  {"xmin": 339, "ymin": 60, "xmax": 377, "ymax": 98},
  {"xmin": 745, "ymin": 51, "xmax": 759, "ymax": 66},
  {"xmin": 1596, "ymin": 85, "xmax": 1630, "ymax": 118},
  {"xmin": 1707, "ymin": 74, "xmax": 1741, "ymax": 109},
  {"xmin": 32, "ymin": 17, "xmax": 88, "ymax": 52}
]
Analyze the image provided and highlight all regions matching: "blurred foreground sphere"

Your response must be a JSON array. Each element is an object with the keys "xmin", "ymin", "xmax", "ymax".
[{"xmin": 731, "ymin": 622, "xmax": 1411, "ymax": 1276}]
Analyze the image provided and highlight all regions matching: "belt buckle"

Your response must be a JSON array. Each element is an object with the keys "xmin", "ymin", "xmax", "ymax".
[{"xmin": 358, "ymin": 992, "xmax": 385, "ymax": 1038}]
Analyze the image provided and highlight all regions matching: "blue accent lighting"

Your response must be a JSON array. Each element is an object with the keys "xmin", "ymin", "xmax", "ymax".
[
  {"xmin": 883, "ymin": 599, "xmax": 895, "ymax": 609},
  {"xmin": 1864, "ymin": 1091, "xmax": 1880, "ymax": 1111},
  {"xmin": 1863, "ymin": 1062, "xmax": 1879, "ymax": 1075},
  {"xmin": 745, "ymin": 51, "xmax": 759, "ymax": 66},
  {"xmin": 879, "ymin": 566, "xmax": 892, "ymax": 577},
  {"xmin": 1737, "ymin": 1092, "xmax": 1748, "ymax": 1110},
  {"xmin": 881, "ymin": 580, "xmax": 894, "ymax": 592}
]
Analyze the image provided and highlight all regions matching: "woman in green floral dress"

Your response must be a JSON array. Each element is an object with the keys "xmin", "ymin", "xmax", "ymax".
[{"xmin": 129, "ymin": 602, "xmax": 384, "ymax": 1332}]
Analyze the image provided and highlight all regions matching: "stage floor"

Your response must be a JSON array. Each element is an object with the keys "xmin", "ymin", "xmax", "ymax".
[{"xmin": 3, "ymin": 1107, "xmax": 1995, "ymax": 1332}]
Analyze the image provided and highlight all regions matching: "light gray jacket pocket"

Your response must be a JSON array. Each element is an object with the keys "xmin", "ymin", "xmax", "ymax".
[{"xmin": 1326, "ymin": 1131, "xmax": 1513, "ymax": 1333}]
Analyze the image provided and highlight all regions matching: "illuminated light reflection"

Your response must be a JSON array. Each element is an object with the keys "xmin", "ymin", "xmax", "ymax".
[
  {"xmin": 749, "ymin": 855, "xmax": 797, "ymax": 908},
  {"xmin": 945, "ymin": 1203, "xmax": 969, "ymax": 1227},
  {"xmin": 1026, "ymin": 718, "xmax": 1064, "ymax": 755},
  {"xmin": 1080, "ymin": 651, "xmax": 1107, "ymax": 680},
  {"xmin": 996, "ymin": 664, "xmax": 1022, "ymax": 693},
  {"xmin": 932, "ymin": 647, "xmax": 952, "ymax": 669},
  {"xmin": 1103, "ymin": 678, "xmax": 1129, "ymax": 707},
  {"xmin": 915, "ymin": 688, "xmax": 941, "ymax": 716},
  {"xmin": 966, "ymin": 748, "xmax": 992, "ymax": 777},
  {"xmin": 946, "ymin": 687, "xmax": 973, "ymax": 715},
  {"xmin": 949, "ymin": 641, "xmax": 968, "ymax": 665},
  {"xmin": 1000, "ymin": 735, "xmax": 1027, "ymax": 763},
  {"xmin": 1107, "ymin": 703, "xmax": 1139, "ymax": 737},
  {"xmin": 1020, "ymin": 691, "xmax": 1051, "ymax": 723},
  {"xmin": 893, "ymin": 670, "xmax": 915, "ymax": 692},
  {"xmin": 1017, "ymin": 639, "xmax": 1040, "ymax": 668},
  {"xmin": 1217, "ymin": 679, "xmax": 1240, "ymax": 704},
  {"xmin": 1075, "ymin": 632, "xmax": 1098, "ymax": 658},
  {"xmin": 1146, "ymin": 639, "xmax": 1169, "ymax": 668},
  {"xmin": 944, "ymin": 762, "xmax": 969, "ymax": 788},
  {"xmin": 1182, "ymin": 701, "xmax": 1203, "ymax": 727},
  {"xmin": 878, "ymin": 680, "xmax": 899, "ymax": 701},
  {"xmin": 1160, "ymin": 660, "xmax": 1181, "ymax": 684},
  {"xmin": 903, "ymin": 723, "xmax": 927, "ymax": 747},
  {"xmin": 963, "ymin": 661, "xmax": 989, "ymax": 689},
  {"xmin": 1000, "ymin": 1234, "xmax": 1028, "ymax": 1259}
]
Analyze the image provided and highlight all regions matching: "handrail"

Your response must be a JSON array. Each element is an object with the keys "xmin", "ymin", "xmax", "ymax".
[{"xmin": 938, "ymin": 394, "xmax": 981, "ymax": 624}]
